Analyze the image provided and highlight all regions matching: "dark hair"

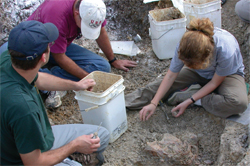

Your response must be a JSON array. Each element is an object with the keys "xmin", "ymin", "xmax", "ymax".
[
  {"xmin": 10, "ymin": 46, "xmax": 49, "ymax": 70},
  {"xmin": 75, "ymin": 0, "xmax": 82, "ymax": 10},
  {"xmin": 178, "ymin": 18, "xmax": 215, "ymax": 69}
]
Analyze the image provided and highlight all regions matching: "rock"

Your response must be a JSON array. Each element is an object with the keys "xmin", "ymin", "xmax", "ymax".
[
  {"xmin": 181, "ymin": 132, "xmax": 199, "ymax": 146},
  {"xmin": 204, "ymin": 159, "xmax": 213, "ymax": 165},
  {"xmin": 217, "ymin": 121, "xmax": 248, "ymax": 165},
  {"xmin": 145, "ymin": 133, "xmax": 198, "ymax": 165}
]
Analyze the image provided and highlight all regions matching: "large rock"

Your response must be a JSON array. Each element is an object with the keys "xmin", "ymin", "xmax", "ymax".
[{"xmin": 217, "ymin": 120, "xmax": 248, "ymax": 165}]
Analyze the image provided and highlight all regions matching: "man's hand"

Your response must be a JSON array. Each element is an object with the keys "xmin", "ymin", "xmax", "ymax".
[
  {"xmin": 139, "ymin": 104, "xmax": 157, "ymax": 121},
  {"xmin": 20, "ymin": 134, "xmax": 100, "ymax": 165},
  {"xmin": 111, "ymin": 59, "xmax": 137, "ymax": 72},
  {"xmin": 74, "ymin": 134, "xmax": 101, "ymax": 154},
  {"xmin": 96, "ymin": 27, "xmax": 137, "ymax": 72},
  {"xmin": 75, "ymin": 79, "xmax": 96, "ymax": 91}
]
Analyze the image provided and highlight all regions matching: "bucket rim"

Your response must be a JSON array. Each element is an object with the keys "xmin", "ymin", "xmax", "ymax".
[
  {"xmin": 74, "ymin": 71, "xmax": 124, "ymax": 95},
  {"xmin": 74, "ymin": 77, "xmax": 124, "ymax": 97},
  {"xmin": 149, "ymin": 13, "xmax": 187, "ymax": 25},
  {"xmin": 183, "ymin": 0, "xmax": 221, "ymax": 8},
  {"xmin": 74, "ymin": 85, "xmax": 125, "ymax": 106}
]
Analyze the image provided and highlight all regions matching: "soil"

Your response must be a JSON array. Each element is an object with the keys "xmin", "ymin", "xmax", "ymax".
[{"xmin": 1, "ymin": 0, "xmax": 250, "ymax": 166}]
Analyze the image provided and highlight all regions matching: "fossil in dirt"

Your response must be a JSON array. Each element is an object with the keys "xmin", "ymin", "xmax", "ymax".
[{"xmin": 145, "ymin": 133, "xmax": 199, "ymax": 165}]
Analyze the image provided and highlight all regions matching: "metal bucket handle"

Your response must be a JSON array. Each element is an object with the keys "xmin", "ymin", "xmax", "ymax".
[
  {"xmin": 85, "ymin": 105, "xmax": 99, "ymax": 112},
  {"xmin": 151, "ymin": 26, "xmax": 174, "ymax": 40},
  {"xmin": 81, "ymin": 86, "xmax": 125, "ymax": 112}
]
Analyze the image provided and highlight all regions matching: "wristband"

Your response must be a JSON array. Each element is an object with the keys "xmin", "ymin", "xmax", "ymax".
[
  {"xmin": 109, "ymin": 57, "xmax": 117, "ymax": 64},
  {"xmin": 150, "ymin": 102, "xmax": 157, "ymax": 107},
  {"xmin": 190, "ymin": 97, "xmax": 195, "ymax": 103}
]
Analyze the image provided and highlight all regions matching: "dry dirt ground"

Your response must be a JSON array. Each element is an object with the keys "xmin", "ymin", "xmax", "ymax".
[{"xmin": 1, "ymin": 0, "xmax": 250, "ymax": 166}]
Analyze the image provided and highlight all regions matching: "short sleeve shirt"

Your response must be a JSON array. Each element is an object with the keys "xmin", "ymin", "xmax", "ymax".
[
  {"xmin": 0, "ymin": 51, "xmax": 54, "ymax": 165},
  {"xmin": 27, "ymin": 0, "xmax": 107, "ymax": 54},
  {"xmin": 169, "ymin": 27, "xmax": 245, "ymax": 79}
]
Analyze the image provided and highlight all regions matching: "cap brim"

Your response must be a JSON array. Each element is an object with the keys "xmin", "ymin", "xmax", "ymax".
[
  {"xmin": 81, "ymin": 21, "xmax": 101, "ymax": 40},
  {"xmin": 43, "ymin": 22, "xmax": 59, "ymax": 42}
]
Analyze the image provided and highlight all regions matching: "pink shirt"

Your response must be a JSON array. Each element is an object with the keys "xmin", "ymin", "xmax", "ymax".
[{"xmin": 28, "ymin": 0, "xmax": 106, "ymax": 54}]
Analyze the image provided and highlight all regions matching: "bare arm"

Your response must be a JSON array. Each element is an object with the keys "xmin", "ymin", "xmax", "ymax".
[
  {"xmin": 51, "ymin": 52, "xmax": 89, "ymax": 79},
  {"xmin": 35, "ymin": 72, "xmax": 96, "ymax": 91},
  {"xmin": 139, "ymin": 69, "xmax": 179, "ymax": 121},
  {"xmin": 192, "ymin": 73, "xmax": 226, "ymax": 101},
  {"xmin": 20, "ymin": 134, "xmax": 100, "ymax": 166},
  {"xmin": 151, "ymin": 70, "xmax": 179, "ymax": 106},
  {"xmin": 96, "ymin": 27, "xmax": 114, "ymax": 61},
  {"xmin": 171, "ymin": 73, "xmax": 226, "ymax": 117},
  {"xmin": 96, "ymin": 27, "xmax": 137, "ymax": 72}
]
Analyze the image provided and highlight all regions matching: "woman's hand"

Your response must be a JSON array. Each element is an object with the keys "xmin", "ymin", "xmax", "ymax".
[
  {"xmin": 171, "ymin": 99, "xmax": 191, "ymax": 117},
  {"xmin": 139, "ymin": 103, "xmax": 157, "ymax": 121}
]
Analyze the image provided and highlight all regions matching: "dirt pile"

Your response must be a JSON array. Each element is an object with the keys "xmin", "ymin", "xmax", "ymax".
[{"xmin": 149, "ymin": 7, "xmax": 184, "ymax": 21}]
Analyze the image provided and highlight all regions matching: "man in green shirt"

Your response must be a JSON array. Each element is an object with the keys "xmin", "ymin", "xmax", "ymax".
[{"xmin": 0, "ymin": 20, "xmax": 109, "ymax": 165}]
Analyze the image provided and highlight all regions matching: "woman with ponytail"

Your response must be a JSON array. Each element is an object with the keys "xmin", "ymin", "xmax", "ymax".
[{"xmin": 126, "ymin": 18, "xmax": 248, "ymax": 121}]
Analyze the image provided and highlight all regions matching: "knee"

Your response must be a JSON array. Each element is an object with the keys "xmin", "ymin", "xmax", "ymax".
[
  {"xmin": 101, "ymin": 60, "xmax": 111, "ymax": 73},
  {"xmin": 235, "ymin": 0, "xmax": 250, "ymax": 23},
  {"xmin": 228, "ymin": 96, "xmax": 248, "ymax": 114},
  {"xmin": 238, "ymin": 99, "xmax": 248, "ymax": 114},
  {"xmin": 92, "ymin": 59, "xmax": 111, "ymax": 73},
  {"xmin": 99, "ymin": 127, "xmax": 110, "ymax": 147},
  {"xmin": 80, "ymin": 60, "xmax": 111, "ymax": 73}
]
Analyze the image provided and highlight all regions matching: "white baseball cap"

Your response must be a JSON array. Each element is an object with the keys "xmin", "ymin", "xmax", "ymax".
[{"xmin": 79, "ymin": 0, "xmax": 106, "ymax": 40}]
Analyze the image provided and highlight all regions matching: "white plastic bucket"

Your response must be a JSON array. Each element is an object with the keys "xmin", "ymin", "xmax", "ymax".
[
  {"xmin": 149, "ymin": 8, "xmax": 186, "ymax": 59},
  {"xmin": 74, "ymin": 71, "xmax": 127, "ymax": 143},
  {"xmin": 183, "ymin": 0, "xmax": 221, "ymax": 28}
]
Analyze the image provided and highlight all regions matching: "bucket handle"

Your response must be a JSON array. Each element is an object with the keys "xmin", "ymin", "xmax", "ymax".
[
  {"xmin": 78, "ymin": 86, "xmax": 125, "ymax": 112},
  {"xmin": 78, "ymin": 89, "xmax": 118, "ymax": 112},
  {"xmin": 110, "ymin": 89, "xmax": 118, "ymax": 98},
  {"xmin": 84, "ymin": 105, "xmax": 99, "ymax": 112},
  {"xmin": 151, "ymin": 26, "xmax": 174, "ymax": 40}
]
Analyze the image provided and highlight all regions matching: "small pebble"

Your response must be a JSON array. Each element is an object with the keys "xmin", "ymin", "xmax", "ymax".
[
  {"xmin": 172, "ymin": 111, "xmax": 178, "ymax": 117},
  {"xmin": 204, "ymin": 160, "xmax": 213, "ymax": 165}
]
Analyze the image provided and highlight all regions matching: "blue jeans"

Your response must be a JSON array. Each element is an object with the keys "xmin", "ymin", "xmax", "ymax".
[
  {"xmin": 51, "ymin": 124, "xmax": 110, "ymax": 165},
  {"xmin": 0, "ymin": 42, "xmax": 8, "ymax": 56},
  {"xmin": 49, "ymin": 43, "xmax": 111, "ymax": 81}
]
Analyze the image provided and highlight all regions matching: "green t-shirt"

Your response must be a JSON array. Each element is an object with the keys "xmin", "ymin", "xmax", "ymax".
[{"xmin": 0, "ymin": 50, "xmax": 54, "ymax": 165}]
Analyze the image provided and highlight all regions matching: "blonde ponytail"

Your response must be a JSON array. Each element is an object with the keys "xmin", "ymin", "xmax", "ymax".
[{"xmin": 178, "ymin": 18, "xmax": 215, "ymax": 69}]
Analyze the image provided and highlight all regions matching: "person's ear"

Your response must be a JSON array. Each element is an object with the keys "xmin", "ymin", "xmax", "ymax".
[
  {"xmin": 40, "ymin": 53, "xmax": 47, "ymax": 63},
  {"xmin": 74, "ymin": 10, "xmax": 80, "ymax": 16},
  {"xmin": 73, "ymin": 10, "xmax": 81, "ymax": 28}
]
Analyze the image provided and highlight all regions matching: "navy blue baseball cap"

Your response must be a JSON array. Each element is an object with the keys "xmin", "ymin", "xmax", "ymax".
[{"xmin": 8, "ymin": 20, "xmax": 59, "ymax": 60}]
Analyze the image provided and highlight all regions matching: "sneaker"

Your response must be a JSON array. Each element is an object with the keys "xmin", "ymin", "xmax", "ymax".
[
  {"xmin": 96, "ymin": 153, "xmax": 105, "ymax": 165},
  {"xmin": 57, "ymin": 90, "xmax": 67, "ymax": 98},
  {"xmin": 167, "ymin": 84, "xmax": 202, "ymax": 106},
  {"xmin": 45, "ymin": 91, "xmax": 67, "ymax": 108},
  {"xmin": 69, "ymin": 153, "xmax": 104, "ymax": 166}
]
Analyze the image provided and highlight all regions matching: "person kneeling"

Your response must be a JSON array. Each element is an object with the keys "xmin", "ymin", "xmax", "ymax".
[{"xmin": 0, "ymin": 20, "xmax": 110, "ymax": 165}]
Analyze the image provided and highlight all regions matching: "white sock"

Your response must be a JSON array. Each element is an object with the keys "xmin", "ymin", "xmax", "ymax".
[{"xmin": 194, "ymin": 99, "xmax": 201, "ymax": 106}]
